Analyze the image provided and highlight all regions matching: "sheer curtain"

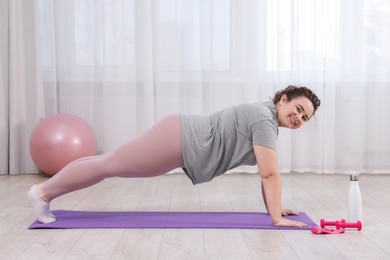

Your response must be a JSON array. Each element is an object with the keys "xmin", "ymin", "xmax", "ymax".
[
  {"xmin": 3, "ymin": 0, "xmax": 388, "ymax": 175},
  {"xmin": 0, "ymin": 0, "xmax": 8, "ymax": 175},
  {"xmin": 1, "ymin": 0, "xmax": 45, "ymax": 175}
]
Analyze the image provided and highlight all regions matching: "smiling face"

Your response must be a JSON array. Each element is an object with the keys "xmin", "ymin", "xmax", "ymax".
[{"xmin": 276, "ymin": 95, "xmax": 315, "ymax": 129}]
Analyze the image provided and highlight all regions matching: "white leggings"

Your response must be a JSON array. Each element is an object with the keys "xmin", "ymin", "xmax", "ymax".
[{"xmin": 41, "ymin": 114, "xmax": 184, "ymax": 201}]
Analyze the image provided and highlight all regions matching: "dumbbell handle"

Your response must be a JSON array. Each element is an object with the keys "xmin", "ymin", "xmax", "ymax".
[
  {"xmin": 336, "ymin": 220, "xmax": 362, "ymax": 231},
  {"xmin": 320, "ymin": 219, "xmax": 346, "ymax": 228}
]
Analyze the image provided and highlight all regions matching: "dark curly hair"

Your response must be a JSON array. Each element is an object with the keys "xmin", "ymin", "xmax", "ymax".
[{"xmin": 272, "ymin": 85, "xmax": 321, "ymax": 115}]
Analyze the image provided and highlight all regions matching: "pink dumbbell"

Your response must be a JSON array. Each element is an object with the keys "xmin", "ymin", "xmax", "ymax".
[
  {"xmin": 336, "ymin": 220, "xmax": 362, "ymax": 231},
  {"xmin": 320, "ymin": 219, "xmax": 346, "ymax": 228}
]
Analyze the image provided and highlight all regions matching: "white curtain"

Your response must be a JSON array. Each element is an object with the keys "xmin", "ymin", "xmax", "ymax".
[
  {"xmin": 0, "ymin": 0, "xmax": 45, "ymax": 175},
  {"xmin": 2, "ymin": 0, "xmax": 389, "ymax": 175},
  {"xmin": 0, "ymin": 0, "xmax": 8, "ymax": 175}
]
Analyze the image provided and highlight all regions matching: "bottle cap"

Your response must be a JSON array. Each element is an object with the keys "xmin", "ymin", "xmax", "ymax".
[{"xmin": 350, "ymin": 174, "xmax": 359, "ymax": 181}]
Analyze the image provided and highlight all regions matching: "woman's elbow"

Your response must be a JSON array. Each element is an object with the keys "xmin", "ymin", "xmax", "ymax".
[{"xmin": 259, "ymin": 170, "xmax": 280, "ymax": 180}]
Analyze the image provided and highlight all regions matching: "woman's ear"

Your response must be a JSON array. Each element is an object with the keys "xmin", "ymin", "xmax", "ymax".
[{"xmin": 280, "ymin": 94, "xmax": 288, "ymax": 103}]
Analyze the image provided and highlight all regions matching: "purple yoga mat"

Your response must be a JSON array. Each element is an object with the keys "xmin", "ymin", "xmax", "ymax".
[{"xmin": 29, "ymin": 210, "xmax": 317, "ymax": 230}]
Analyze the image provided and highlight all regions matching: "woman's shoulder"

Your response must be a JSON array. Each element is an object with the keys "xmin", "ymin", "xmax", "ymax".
[{"xmin": 235, "ymin": 101, "xmax": 276, "ymax": 119}]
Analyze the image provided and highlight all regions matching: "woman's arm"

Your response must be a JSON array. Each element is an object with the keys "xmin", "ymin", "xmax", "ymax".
[
  {"xmin": 261, "ymin": 181, "xmax": 269, "ymax": 213},
  {"xmin": 254, "ymin": 144, "xmax": 307, "ymax": 227},
  {"xmin": 261, "ymin": 179, "xmax": 299, "ymax": 217}
]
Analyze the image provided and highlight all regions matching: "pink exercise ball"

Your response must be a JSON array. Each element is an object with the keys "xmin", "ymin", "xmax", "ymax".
[{"xmin": 30, "ymin": 114, "xmax": 97, "ymax": 176}]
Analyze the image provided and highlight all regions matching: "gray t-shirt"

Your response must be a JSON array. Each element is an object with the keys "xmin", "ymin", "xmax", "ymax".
[{"xmin": 181, "ymin": 101, "xmax": 278, "ymax": 184}]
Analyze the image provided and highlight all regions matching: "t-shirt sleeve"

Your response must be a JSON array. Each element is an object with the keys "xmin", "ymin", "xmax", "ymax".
[{"xmin": 251, "ymin": 120, "xmax": 278, "ymax": 150}]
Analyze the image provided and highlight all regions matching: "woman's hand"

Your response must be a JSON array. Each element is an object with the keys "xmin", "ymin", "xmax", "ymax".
[
  {"xmin": 273, "ymin": 217, "xmax": 308, "ymax": 227},
  {"xmin": 281, "ymin": 209, "xmax": 299, "ymax": 216},
  {"xmin": 275, "ymin": 209, "xmax": 307, "ymax": 227}
]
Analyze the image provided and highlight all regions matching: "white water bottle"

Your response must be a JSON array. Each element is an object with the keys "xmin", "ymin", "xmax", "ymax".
[{"xmin": 347, "ymin": 174, "xmax": 362, "ymax": 222}]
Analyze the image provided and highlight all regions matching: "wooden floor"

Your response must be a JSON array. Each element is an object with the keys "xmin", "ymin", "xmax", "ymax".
[{"xmin": 1, "ymin": 172, "xmax": 390, "ymax": 260}]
